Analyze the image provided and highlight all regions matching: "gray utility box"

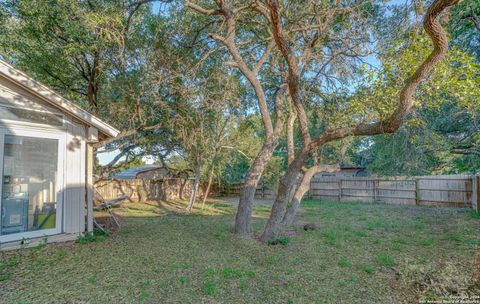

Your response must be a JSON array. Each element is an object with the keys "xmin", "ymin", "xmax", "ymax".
[{"xmin": 1, "ymin": 198, "xmax": 29, "ymax": 235}]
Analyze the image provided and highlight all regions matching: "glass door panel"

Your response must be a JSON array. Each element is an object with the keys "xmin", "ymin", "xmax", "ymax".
[{"xmin": 1, "ymin": 135, "xmax": 59, "ymax": 235}]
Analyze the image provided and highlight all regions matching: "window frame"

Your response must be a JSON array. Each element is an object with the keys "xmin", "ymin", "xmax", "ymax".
[{"xmin": 0, "ymin": 127, "xmax": 66, "ymax": 243}]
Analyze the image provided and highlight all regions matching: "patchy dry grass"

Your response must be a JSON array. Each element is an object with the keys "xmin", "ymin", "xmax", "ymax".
[{"xmin": 0, "ymin": 199, "xmax": 478, "ymax": 303}]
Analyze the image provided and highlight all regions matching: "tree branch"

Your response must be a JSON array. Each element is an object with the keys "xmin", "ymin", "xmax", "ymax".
[
  {"xmin": 220, "ymin": 145, "xmax": 252, "ymax": 160},
  {"xmin": 93, "ymin": 122, "xmax": 163, "ymax": 148},
  {"xmin": 188, "ymin": 1, "xmax": 276, "ymax": 137},
  {"xmin": 186, "ymin": 1, "xmax": 221, "ymax": 16},
  {"xmin": 253, "ymin": 39, "xmax": 275, "ymax": 74},
  {"xmin": 310, "ymin": 0, "xmax": 460, "ymax": 151},
  {"xmin": 265, "ymin": 0, "xmax": 312, "ymax": 147}
]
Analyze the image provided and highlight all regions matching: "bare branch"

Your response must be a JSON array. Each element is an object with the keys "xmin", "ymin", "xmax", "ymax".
[
  {"xmin": 224, "ymin": 61, "xmax": 239, "ymax": 67},
  {"xmin": 220, "ymin": 145, "xmax": 252, "ymax": 160},
  {"xmin": 253, "ymin": 39, "xmax": 275, "ymax": 74},
  {"xmin": 186, "ymin": 1, "xmax": 221, "ymax": 16}
]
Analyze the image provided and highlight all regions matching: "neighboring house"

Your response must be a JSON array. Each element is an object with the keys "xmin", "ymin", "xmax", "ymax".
[
  {"xmin": 316, "ymin": 166, "xmax": 371, "ymax": 178},
  {"xmin": 0, "ymin": 61, "xmax": 119, "ymax": 250},
  {"xmin": 113, "ymin": 166, "xmax": 190, "ymax": 180}
]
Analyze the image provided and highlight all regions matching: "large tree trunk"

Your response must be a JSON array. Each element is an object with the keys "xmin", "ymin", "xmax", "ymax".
[
  {"xmin": 201, "ymin": 167, "xmax": 214, "ymax": 209},
  {"xmin": 282, "ymin": 165, "xmax": 338, "ymax": 226},
  {"xmin": 234, "ymin": 137, "xmax": 279, "ymax": 234},
  {"xmin": 286, "ymin": 109, "xmax": 298, "ymax": 203},
  {"xmin": 179, "ymin": 178, "xmax": 187, "ymax": 200},
  {"xmin": 87, "ymin": 51, "xmax": 100, "ymax": 115},
  {"xmin": 286, "ymin": 111, "xmax": 296, "ymax": 166},
  {"xmin": 260, "ymin": 151, "xmax": 309, "ymax": 242},
  {"xmin": 187, "ymin": 162, "xmax": 201, "ymax": 212}
]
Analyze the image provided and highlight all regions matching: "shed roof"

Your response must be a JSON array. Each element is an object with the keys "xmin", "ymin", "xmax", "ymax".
[
  {"xmin": 113, "ymin": 166, "xmax": 164, "ymax": 180},
  {"xmin": 0, "ymin": 60, "xmax": 120, "ymax": 138},
  {"xmin": 339, "ymin": 166, "xmax": 367, "ymax": 170}
]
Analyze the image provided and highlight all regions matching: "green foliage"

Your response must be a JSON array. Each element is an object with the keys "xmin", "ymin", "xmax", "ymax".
[
  {"xmin": 76, "ymin": 229, "xmax": 110, "ymax": 244},
  {"xmin": 0, "ymin": 0, "xmax": 124, "ymax": 109},
  {"xmin": 108, "ymin": 157, "xmax": 146, "ymax": 173},
  {"xmin": 267, "ymin": 236, "xmax": 291, "ymax": 246},
  {"xmin": 468, "ymin": 211, "xmax": 480, "ymax": 220},
  {"xmin": 337, "ymin": 257, "xmax": 352, "ymax": 268},
  {"xmin": 357, "ymin": 263, "xmax": 376, "ymax": 274},
  {"xmin": 202, "ymin": 281, "xmax": 216, "ymax": 295},
  {"xmin": 356, "ymin": 102, "xmax": 480, "ymax": 176},
  {"xmin": 375, "ymin": 252, "xmax": 396, "ymax": 267},
  {"xmin": 348, "ymin": 28, "xmax": 480, "ymax": 175},
  {"xmin": 449, "ymin": 0, "xmax": 480, "ymax": 59}
]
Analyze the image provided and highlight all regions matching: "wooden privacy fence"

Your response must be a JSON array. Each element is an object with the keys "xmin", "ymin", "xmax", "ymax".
[
  {"xmin": 95, "ymin": 178, "xmax": 208, "ymax": 203},
  {"xmin": 220, "ymin": 180, "xmax": 276, "ymax": 200},
  {"xmin": 220, "ymin": 174, "xmax": 480, "ymax": 210},
  {"xmin": 309, "ymin": 175, "xmax": 475, "ymax": 208}
]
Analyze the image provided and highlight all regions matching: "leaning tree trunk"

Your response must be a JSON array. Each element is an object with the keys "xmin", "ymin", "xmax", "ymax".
[
  {"xmin": 179, "ymin": 179, "xmax": 187, "ymax": 200},
  {"xmin": 282, "ymin": 165, "xmax": 338, "ymax": 226},
  {"xmin": 187, "ymin": 163, "xmax": 201, "ymax": 212},
  {"xmin": 87, "ymin": 51, "xmax": 100, "ymax": 115},
  {"xmin": 234, "ymin": 137, "xmax": 279, "ymax": 234},
  {"xmin": 201, "ymin": 167, "xmax": 214, "ymax": 209},
  {"xmin": 286, "ymin": 109, "xmax": 298, "ymax": 203},
  {"xmin": 260, "ymin": 151, "xmax": 309, "ymax": 242}
]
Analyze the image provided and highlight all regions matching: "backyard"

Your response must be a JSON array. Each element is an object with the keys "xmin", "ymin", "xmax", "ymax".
[{"xmin": 0, "ymin": 199, "xmax": 478, "ymax": 304}]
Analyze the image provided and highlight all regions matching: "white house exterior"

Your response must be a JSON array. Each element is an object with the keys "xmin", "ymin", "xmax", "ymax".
[{"xmin": 0, "ymin": 60, "xmax": 119, "ymax": 249}]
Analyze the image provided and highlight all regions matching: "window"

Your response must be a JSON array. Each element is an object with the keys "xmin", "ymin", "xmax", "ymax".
[
  {"xmin": 0, "ymin": 106, "xmax": 63, "ymax": 127},
  {"xmin": 1, "ymin": 135, "xmax": 59, "ymax": 235}
]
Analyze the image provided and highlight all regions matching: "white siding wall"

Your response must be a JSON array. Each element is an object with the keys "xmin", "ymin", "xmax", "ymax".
[{"xmin": 63, "ymin": 116, "xmax": 86, "ymax": 234}]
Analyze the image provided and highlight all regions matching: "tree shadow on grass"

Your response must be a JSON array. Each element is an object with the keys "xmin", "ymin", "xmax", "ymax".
[{"xmin": 106, "ymin": 198, "xmax": 235, "ymax": 220}]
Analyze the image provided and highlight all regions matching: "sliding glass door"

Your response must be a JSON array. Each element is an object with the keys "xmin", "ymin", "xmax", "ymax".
[{"xmin": 0, "ymin": 129, "xmax": 64, "ymax": 242}]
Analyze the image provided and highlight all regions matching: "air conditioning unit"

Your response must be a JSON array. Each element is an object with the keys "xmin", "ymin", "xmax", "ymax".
[{"xmin": 1, "ymin": 198, "xmax": 29, "ymax": 235}]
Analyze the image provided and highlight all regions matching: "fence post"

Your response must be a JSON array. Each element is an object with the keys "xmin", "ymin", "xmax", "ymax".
[
  {"xmin": 415, "ymin": 178, "xmax": 420, "ymax": 206},
  {"xmin": 338, "ymin": 180, "xmax": 342, "ymax": 201},
  {"xmin": 308, "ymin": 178, "xmax": 312, "ymax": 200},
  {"xmin": 262, "ymin": 180, "xmax": 265, "ymax": 198},
  {"xmin": 472, "ymin": 175, "xmax": 479, "ymax": 212}
]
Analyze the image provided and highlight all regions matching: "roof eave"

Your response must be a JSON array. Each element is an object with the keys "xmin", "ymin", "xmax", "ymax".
[{"xmin": 0, "ymin": 61, "xmax": 120, "ymax": 138}]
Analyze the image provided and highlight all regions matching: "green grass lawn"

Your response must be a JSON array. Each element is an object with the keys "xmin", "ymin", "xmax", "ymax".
[{"xmin": 0, "ymin": 199, "xmax": 479, "ymax": 303}]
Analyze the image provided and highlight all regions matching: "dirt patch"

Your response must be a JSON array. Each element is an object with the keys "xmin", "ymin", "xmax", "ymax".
[
  {"xmin": 94, "ymin": 213, "xmax": 126, "ymax": 232},
  {"xmin": 474, "ymin": 252, "xmax": 480, "ymax": 287},
  {"xmin": 397, "ymin": 260, "xmax": 480, "ymax": 302}
]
